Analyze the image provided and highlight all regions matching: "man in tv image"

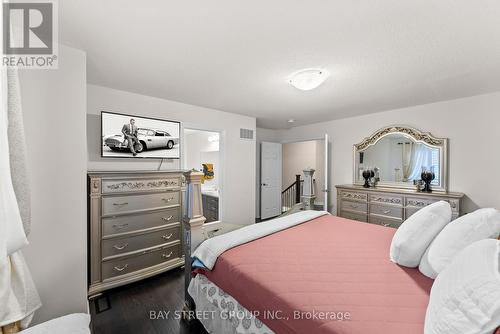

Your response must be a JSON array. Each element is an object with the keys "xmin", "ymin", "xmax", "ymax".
[{"xmin": 122, "ymin": 118, "xmax": 139, "ymax": 156}]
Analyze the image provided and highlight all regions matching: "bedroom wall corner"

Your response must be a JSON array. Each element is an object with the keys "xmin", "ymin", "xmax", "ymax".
[{"xmin": 19, "ymin": 45, "xmax": 88, "ymax": 324}]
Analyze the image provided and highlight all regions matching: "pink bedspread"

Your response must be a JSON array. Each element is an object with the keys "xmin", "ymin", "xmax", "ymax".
[{"xmin": 204, "ymin": 215, "xmax": 433, "ymax": 334}]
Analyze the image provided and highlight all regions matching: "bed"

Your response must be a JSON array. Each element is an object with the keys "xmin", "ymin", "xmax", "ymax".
[{"xmin": 182, "ymin": 171, "xmax": 433, "ymax": 334}]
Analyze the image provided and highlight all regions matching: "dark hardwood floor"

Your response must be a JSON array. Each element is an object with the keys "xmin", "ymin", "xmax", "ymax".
[{"xmin": 89, "ymin": 267, "xmax": 208, "ymax": 334}]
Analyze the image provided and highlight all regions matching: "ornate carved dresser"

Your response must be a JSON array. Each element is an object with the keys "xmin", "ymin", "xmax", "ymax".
[
  {"xmin": 341, "ymin": 125, "xmax": 465, "ymax": 228},
  {"xmin": 88, "ymin": 171, "xmax": 185, "ymax": 297},
  {"xmin": 336, "ymin": 185, "xmax": 464, "ymax": 228}
]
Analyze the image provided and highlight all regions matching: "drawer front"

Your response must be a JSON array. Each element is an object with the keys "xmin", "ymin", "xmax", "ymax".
[
  {"xmin": 102, "ymin": 226, "xmax": 181, "ymax": 258},
  {"xmin": 102, "ymin": 178, "xmax": 180, "ymax": 194},
  {"xmin": 102, "ymin": 208, "xmax": 180, "ymax": 236},
  {"xmin": 341, "ymin": 200, "xmax": 368, "ymax": 214},
  {"xmin": 205, "ymin": 195, "xmax": 218, "ymax": 205},
  {"xmin": 102, "ymin": 191, "xmax": 180, "ymax": 216},
  {"xmin": 405, "ymin": 197, "xmax": 438, "ymax": 209},
  {"xmin": 207, "ymin": 200, "xmax": 218, "ymax": 210},
  {"xmin": 339, "ymin": 191, "xmax": 367, "ymax": 202},
  {"xmin": 405, "ymin": 207, "xmax": 421, "ymax": 219},
  {"xmin": 369, "ymin": 194, "xmax": 403, "ymax": 206},
  {"xmin": 448, "ymin": 199, "xmax": 460, "ymax": 214},
  {"xmin": 102, "ymin": 243, "xmax": 182, "ymax": 280},
  {"xmin": 370, "ymin": 204, "xmax": 403, "ymax": 219},
  {"xmin": 203, "ymin": 203, "xmax": 218, "ymax": 214},
  {"xmin": 340, "ymin": 211, "xmax": 368, "ymax": 223},
  {"xmin": 405, "ymin": 207, "xmax": 460, "ymax": 221},
  {"xmin": 369, "ymin": 215, "xmax": 402, "ymax": 229},
  {"xmin": 205, "ymin": 210, "xmax": 219, "ymax": 223},
  {"xmin": 406, "ymin": 197, "xmax": 460, "ymax": 217}
]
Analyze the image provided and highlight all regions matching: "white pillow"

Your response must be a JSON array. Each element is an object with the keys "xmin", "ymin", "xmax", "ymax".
[
  {"xmin": 420, "ymin": 208, "xmax": 500, "ymax": 279},
  {"xmin": 390, "ymin": 201, "xmax": 451, "ymax": 267},
  {"xmin": 424, "ymin": 239, "xmax": 500, "ymax": 334},
  {"xmin": 419, "ymin": 246, "xmax": 438, "ymax": 279}
]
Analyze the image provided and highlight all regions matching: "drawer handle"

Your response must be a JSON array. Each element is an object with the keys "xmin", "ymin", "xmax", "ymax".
[
  {"xmin": 349, "ymin": 204, "xmax": 358, "ymax": 208},
  {"xmin": 161, "ymin": 215, "xmax": 174, "ymax": 222},
  {"xmin": 162, "ymin": 197, "xmax": 174, "ymax": 203},
  {"xmin": 383, "ymin": 210, "xmax": 392, "ymax": 214},
  {"xmin": 162, "ymin": 251, "xmax": 173, "ymax": 259},
  {"xmin": 113, "ymin": 264, "xmax": 129, "ymax": 272},
  {"xmin": 113, "ymin": 202, "xmax": 129, "ymax": 206},
  {"xmin": 161, "ymin": 233, "xmax": 174, "ymax": 240},
  {"xmin": 113, "ymin": 243, "xmax": 129, "ymax": 250},
  {"xmin": 112, "ymin": 223, "xmax": 129, "ymax": 230},
  {"xmin": 382, "ymin": 223, "xmax": 391, "ymax": 227}
]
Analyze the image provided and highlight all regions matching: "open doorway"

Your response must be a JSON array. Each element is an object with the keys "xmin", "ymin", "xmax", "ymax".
[
  {"xmin": 259, "ymin": 135, "xmax": 329, "ymax": 220},
  {"xmin": 281, "ymin": 139, "xmax": 326, "ymax": 212},
  {"xmin": 183, "ymin": 128, "xmax": 222, "ymax": 223}
]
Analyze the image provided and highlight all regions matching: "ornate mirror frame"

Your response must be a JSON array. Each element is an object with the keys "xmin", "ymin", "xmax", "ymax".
[{"xmin": 353, "ymin": 125, "xmax": 449, "ymax": 192}]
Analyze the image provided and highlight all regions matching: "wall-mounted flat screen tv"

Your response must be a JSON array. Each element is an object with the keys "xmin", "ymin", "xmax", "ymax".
[{"xmin": 101, "ymin": 111, "xmax": 181, "ymax": 159}]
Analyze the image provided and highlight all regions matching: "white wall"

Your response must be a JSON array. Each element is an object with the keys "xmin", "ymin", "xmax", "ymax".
[
  {"xmin": 283, "ymin": 141, "xmax": 316, "ymax": 189},
  {"xmin": 87, "ymin": 85, "xmax": 256, "ymax": 225},
  {"xmin": 19, "ymin": 45, "xmax": 88, "ymax": 324},
  {"xmin": 184, "ymin": 131, "xmax": 220, "ymax": 190},
  {"xmin": 277, "ymin": 91, "xmax": 500, "ymax": 214}
]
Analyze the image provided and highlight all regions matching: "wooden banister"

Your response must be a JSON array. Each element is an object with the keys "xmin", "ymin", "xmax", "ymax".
[{"xmin": 294, "ymin": 174, "xmax": 301, "ymax": 204}]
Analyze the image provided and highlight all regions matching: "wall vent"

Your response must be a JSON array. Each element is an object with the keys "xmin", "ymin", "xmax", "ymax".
[{"xmin": 240, "ymin": 128, "xmax": 254, "ymax": 140}]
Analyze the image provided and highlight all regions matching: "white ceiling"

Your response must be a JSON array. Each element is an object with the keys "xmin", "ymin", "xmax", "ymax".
[{"xmin": 60, "ymin": 1, "xmax": 500, "ymax": 129}]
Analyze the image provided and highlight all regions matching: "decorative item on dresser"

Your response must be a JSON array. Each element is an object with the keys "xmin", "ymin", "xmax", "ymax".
[
  {"xmin": 87, "ymin": 170, "xmax": 185, "ymax": 298},
  {"xmin": 336, "ymin": 184, "xmax": 464, "ymax": 228}
]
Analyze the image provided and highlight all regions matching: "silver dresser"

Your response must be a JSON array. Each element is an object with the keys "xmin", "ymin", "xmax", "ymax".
[
  {"xmin": 88, "ymin": 171, "xmax": 185, "ymax": 297},
  {"xmin": 336, "ymin": 184, "xmax": 464, "ymax": 229}
]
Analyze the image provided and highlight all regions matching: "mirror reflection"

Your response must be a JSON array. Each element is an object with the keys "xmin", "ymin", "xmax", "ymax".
[{"xmin": 355, "ymin": 134, "xmax": 440, "ymax": 185}]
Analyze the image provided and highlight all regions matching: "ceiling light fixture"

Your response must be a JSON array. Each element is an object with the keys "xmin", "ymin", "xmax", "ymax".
[
  {"xmin": 288, "ymin": 119, "xmax": 295, "ymax": 123},
  {"xmin": 288, "ymin": 68, "xmax": 329, "ymax": 91}
]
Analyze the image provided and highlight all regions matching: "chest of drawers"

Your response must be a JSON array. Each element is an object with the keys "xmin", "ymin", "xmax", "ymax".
[
  {"xmin": 336, "ymin": 185, "xmax": 464, "ymax": 229},
  {"xmin": 88, "ymin": 171, "xmax": 185, "ymax": 297}
]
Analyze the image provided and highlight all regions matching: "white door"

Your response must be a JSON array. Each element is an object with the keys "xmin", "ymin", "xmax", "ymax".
[{"xmin": 260, "ymin": 142, "xmax": 282, "ymax": 220}]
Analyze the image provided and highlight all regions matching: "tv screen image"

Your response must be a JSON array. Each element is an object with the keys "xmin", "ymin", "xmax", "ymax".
[{"xmin": 101, "ymin": 111, "xmax": 180, "ymax": 159}]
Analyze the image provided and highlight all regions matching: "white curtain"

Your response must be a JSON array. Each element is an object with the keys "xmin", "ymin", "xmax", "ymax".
[
  {"xmin": 0, "ymin": 4, "xmax": 42, "ymax": 329},
  {"xmin": 401, "ymin": 143, "xmax": 415, "ymax": 181},
  {"xmin": 408, "ymin": 144, "xmax": 433, "ymax": 181},
  {"xmin": 0, "ymin": 70, "xmax": 42, "ymax": 332},
  {"xmin": 0, "ymin": 69, "xmax": 27, "ymax": 261}
]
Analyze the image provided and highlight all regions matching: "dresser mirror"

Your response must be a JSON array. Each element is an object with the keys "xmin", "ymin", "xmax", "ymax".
[{"xmin": 354, "ymin": 126, "xmax": 448, "ymax": 192}]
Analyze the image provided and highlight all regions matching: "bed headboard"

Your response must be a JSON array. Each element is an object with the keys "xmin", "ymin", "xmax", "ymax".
[{"xmin": 183, "ymin": 170, "xmax": 206, "ymax": 253}]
